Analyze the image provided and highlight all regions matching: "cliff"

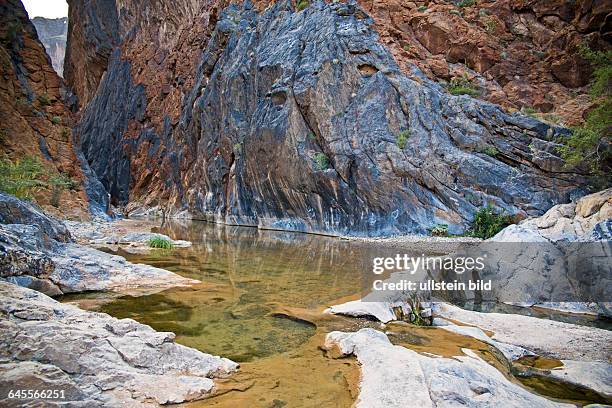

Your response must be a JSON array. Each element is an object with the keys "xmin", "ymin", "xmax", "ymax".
[
  {"xmin": 62, "ymin": 0, "xmax": 608, "ymax": 235},
  {"xmin": 31, "ymin": 17, "xmax": 67, "ymax": 77},
  {"xmin": 0, "ymin": 0, "xmax": 107, "ymax": 219}
]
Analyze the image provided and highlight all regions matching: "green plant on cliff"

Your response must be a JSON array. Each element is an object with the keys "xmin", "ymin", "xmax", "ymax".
[
  {"xmin": 478, "ymin": 145, "xmax": 499, "ymax": 157},
  {"xmin": 37, "ymin": 93, "xmax": 51, "ymax": 107},
  {"xmin": 297, "ymin": 0, "xmax": 309, "ymax": 11},
  {"xmin": 447, "ymin": 75, "xmax": 481, "ymax": 97},
  {"xmin": 49, "ymin": 172, "xmax": 77, "ymax": 207},
  {"xmin": 557, "ymin": 45, "xmax": 611, "ymax": 183},
  {"xmin": 314, "ymin": 153, "xmax": 330, "ymax": 170},
  {"xmin": 51, "ymin": 116, "xmax": 62, "ymax": 125},
  {"xmin": 396, "ymin": 130, "xmax": 410, "ymax": 149},
  {"xmin": 457, "ymin": 0, "xmax": 475, "ymax": 7},
  {"xmin": 147, "ymin": 236, "xmax": 174, "ymax": 249},
  {"xmin": 0, "ymin": 156, "xmax": 46, "ymax": 200},
  {"xmin": 469, "ymin": 206, "xmax": 511, "ymax": 239}
]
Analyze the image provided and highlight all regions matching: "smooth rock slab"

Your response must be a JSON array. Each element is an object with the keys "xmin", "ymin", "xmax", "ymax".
[
  {"xmin": 0, "ymin": 282, "xmax": 238, "ymax": 406},
  {"xmin": 324, "ymin": 328, "xmax": 571, "ymax": 408}
]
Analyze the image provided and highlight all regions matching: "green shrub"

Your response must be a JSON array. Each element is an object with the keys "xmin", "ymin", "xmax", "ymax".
[
  {"xmin": 233, "ymin": 142, "xmax": 242, "ymax": 154},
  {"xmin": 449, "ymin": 9, "xmax": 462, "ymax": 16},
  {"xmin": 396, "ymin": 130, "xmax": 410, "ymax": 149},
  {"xmin": 556, "ymin": 45, "xmax": 611, "ymax": 183},
  {"xmin": 37, "ymin": 93, "xmax": 51, "ymax": 107},
  {"xmin": 447, "ymin": 75, "xmax": 481, "ymax": 97},
  {"xmin": 417, "ymin": 5, "xmax": 427, "ymax": 12},
  {"xmin": 314, "ymin": 152, "xmax": 330, "ymax": 170},
  {"xmin": 49, "ymin": 172, "xmax": 76, "ymax": 207},
  {"xmin": 484, "ymin": 18, "xmax": 496, "ymax": 33},
  {"xmin": 147, "ymin": 236, "xmax": 174, "ymax": 249},
  {"xmin": 51, "ymin": 116, "xmax": 62, "ymax": 125},
  {"xmin": 478, "ymin": 145, "xmax": 499, "ymax": 157},
  {"xmin": 0, "ymin": 156, "xmax": 46, "ymax": 200},
  {"xmin": 297, "ymin": 0, "xmax": 309, "ymax": 11},
  {"xmin": 430, "ymin": 224, "xmax": 449, "ymax": 237},
  {"xmin": 470, "ymin": 206, "xmax": 511, "ymax": 239},
  {"xmin": 457, "ymin": 0, "xmax": 475, "ymax": 7}
]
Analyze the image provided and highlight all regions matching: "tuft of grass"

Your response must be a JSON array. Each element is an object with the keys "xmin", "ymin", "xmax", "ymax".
[
  {"xmin": 396, "ymin": 130, "xmax": 410, "ymax": 149},
  {"xmin": 297, "ymin": 0, "xmax": 309, "ymax": 11},
  {"xmin": 406, "ymin": 294, "xmax": 431, "ymax": 326},
  {"xmin": 51, "ymin": 116, "xmax": 62, "ymax": 125},
  {"xmin": 147, "ymin": 236, "xmax": 174, "ymax": 249},
  {"xmin": 233, "ymin": 142, "xmax": 242, "ymax": 154},
  {"xmin": 447, "ymin": 75, "xmax": 481, "ymax": 97},
  {"xmin": 478, "ymin": 145, "xmax": 499, "ymax": 157},
  {"xmin": 429, "ymin": 224, "xmax": 449, "ymax": 237},
  {"xmin": 484, "ymin": 18, "xmax": 496, "ymax": 33},
  {"xmin": 469, "ymin": 206, "xmax": 511, "ymax": 239},
  {"xmin": 0, "ymin": 156, "xmax": 46, "ymax": 200},
  {"xmin": 0, "ymin": 129, "xmax": 7, "ymax": 144},
  {"xmin": 37, "ymin": 93, "xmax": 51, "ymax": 107},
  {"xmin": 417, "ymin": 5, "xmax": 427, "ymax": 12},
  {"xmin": 457, "ymin": 0, "xmax": 475, "ymax": 7},
  {"xmin": 314, "ymin": 152, "xmax": 330, "ymax": 170},
  {"xmin": 449, "ymin": 9, "xmax": 462, "ymax": 16}
]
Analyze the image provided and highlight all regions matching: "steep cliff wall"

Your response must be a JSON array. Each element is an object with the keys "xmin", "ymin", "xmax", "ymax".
[
  {"xmin": 0, "ymin": 0, "xmax": 103, "ymax": 218},
  {"xmin": 31, "ymin": 17, "xmax": 67, "ymax": 77},
  {"xmin": 360, "ymin": 0, "xmax": 611, "ymax": 126},
  {"xmin": 65, "ymin": 0, "xmax": 593, "ymax": 236}
]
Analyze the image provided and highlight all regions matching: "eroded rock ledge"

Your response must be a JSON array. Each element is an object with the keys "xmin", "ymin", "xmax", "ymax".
[
  {"xmin": 0, "ymin": 192, "xmax": 197, "ymax": 296},
  {"xmin": 0, "ymin": 282, "xmax": 238, "ymax": 407}
]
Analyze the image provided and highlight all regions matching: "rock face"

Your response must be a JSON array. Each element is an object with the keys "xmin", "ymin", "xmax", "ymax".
[
  {"xmin": 0, "ymin": 281, "xmax": 238, "ymax": 406},
  {"xmin": 324, "ymin": 328, "xmax": 573, "ymax": 408},
  {"xmin": 68, "ymin": 0, "xmax": 586, "ymax": 236},
  {"xmin": 31, "ymin": 17, "xmax": 67, "ymax": 76},
  {"xmin": 0, "ymin": 0, "xmax": 107, "ymax": 218},
  {"xmin": 359, "ymin": 0, "xmax": 611, "ymax": 126}
]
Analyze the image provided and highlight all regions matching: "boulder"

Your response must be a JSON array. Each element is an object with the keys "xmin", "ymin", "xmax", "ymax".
[
  {"xmin": 0, "ymin": 281, "xmax": 238, "ymax": 406},
  {"xmin": 324, "ymin": 328, "xmax": 573, "ymax": 408},
  {"xmin": 0, "ymin": 192, "xmax": 71, "ymax": 243}
]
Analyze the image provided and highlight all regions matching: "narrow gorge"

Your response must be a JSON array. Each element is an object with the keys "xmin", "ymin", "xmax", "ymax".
[{"xmin": 0, "ymin": 0, "xmax": 610, "ymax": 407}]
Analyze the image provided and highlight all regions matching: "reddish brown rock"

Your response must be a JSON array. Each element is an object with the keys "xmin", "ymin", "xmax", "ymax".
[{"xmin": 0, "ymin": 0, "xmax": 90, "ymax": 218}]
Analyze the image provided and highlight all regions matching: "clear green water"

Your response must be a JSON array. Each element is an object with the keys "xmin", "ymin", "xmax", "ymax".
[{"xmin": 61, "ymin": 219, "xmax": 609, "ymax": 407}]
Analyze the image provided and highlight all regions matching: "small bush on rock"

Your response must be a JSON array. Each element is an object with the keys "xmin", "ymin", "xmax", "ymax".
[
  {"xmin": 447, "ymin": 75, "xmax": 481, "ymax": 97},
  {"xmin": 429, "ymin": 224, "xmax": 449, "ymax": 237},
  {"xmin": 297, "ymin": 0, "xmax": 309, "ymax": 11},
  {"xmin": 0, "ymin": 156, "xmax": 45, "ymax": 200},
  {"xmin": 396, "ymin": 130, "xmax": 410, "ymax": 149},
  {"xmin": 314, "ymin": 153, "xmax": 330, "ymax": 170},
  {"xmin": 470, "ymin": 206, "xmax": 511, "ymax": 239}
]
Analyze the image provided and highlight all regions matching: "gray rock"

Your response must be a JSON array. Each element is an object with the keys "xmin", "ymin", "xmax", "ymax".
[
  {"xmin": 77, "ymin": 0, "xmax": 583, "ymax": 236},
  {"xmin": 49, "ymin": 243, "xmax": 198, "ymax": 294},
  {"xmin": 0, "ymin": 281, "xmax": 238, "ymax": 406},
  {"xmin": 0, "ymin": 192, "xmax": 71, "ymax": 243},
  {"xmin": 324, "ymin": 328, "xmax": 572, "ymax": 408}
]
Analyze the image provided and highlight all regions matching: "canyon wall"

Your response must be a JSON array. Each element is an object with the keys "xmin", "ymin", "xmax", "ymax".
[
  {"xmin": 31, "ymin": 17, "xmax": 67, "ymax": 76},
  {"xmin": 64, "ymin": 0, "xmax": 608, "ymax": 235},
  {"xmin": 0, "ymin": 0, "xmax": 108, "ymax": 219}
]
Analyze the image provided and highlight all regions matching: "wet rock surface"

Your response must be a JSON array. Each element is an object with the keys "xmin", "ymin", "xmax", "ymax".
[
  {"xmin": 74, "ymin": 0, "xmax": 584, "ymax": 237},
  {"xmin": 324, "ymin": 328, "xmax": 574, "ymax": 408},
  {"xmin": 0, "ymin": 281, "xmax": 238, "ymax": 407}
]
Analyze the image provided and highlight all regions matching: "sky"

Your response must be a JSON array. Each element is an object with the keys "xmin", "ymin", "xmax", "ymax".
[{"xmin": 22, "ymin": 0, "xmax": 68, "ymax": 18}]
